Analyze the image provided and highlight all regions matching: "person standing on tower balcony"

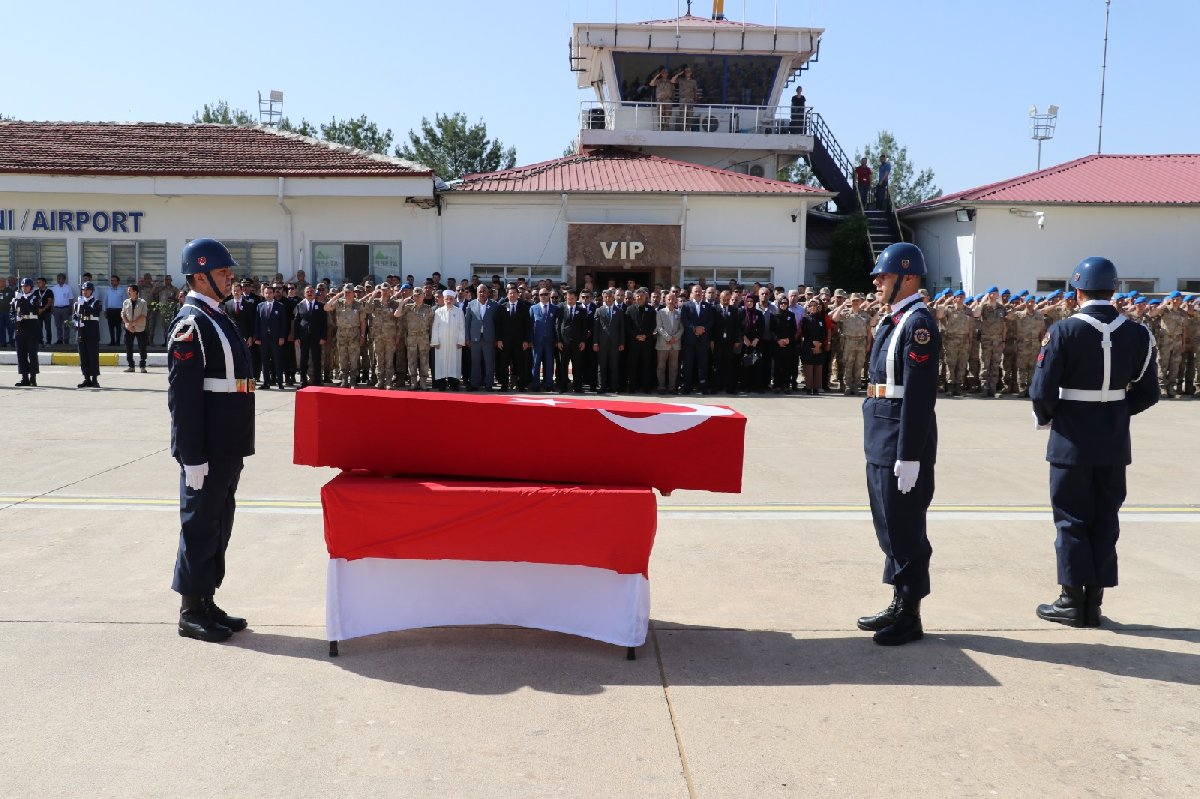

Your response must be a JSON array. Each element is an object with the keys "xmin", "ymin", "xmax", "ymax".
[
  {"xmin": 790, "ymin": 85, "xmax": 807, "ymax": 134},
  {"xmin": 650, "ymin": 66, "xmax": 676, "ymax": 131},
  {"xmin": 674, "ymin": 65, "xmax": 699, "ymax": 131}
]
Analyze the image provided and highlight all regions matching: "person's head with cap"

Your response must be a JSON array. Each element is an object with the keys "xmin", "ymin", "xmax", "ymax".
[
  {"xmin": 401, "ymin": 282, "xmax": 412, "ymax": 291},
  {"xmin": 986, "ymin": 285, "xmax": 999, "ymax": 296},
  {"xmin": 442, "ymin": 288, "xmax": 457, "ymax": 304},
  {"xmin": 81, "ymin": 281, "xmax": 95, "ymax": 296},
  {"xmin": 870, "ymin": 242, "xmax": 927, "ymax": 305},
  {"xmin": 953, "ymin": 289, "xmax": 965, "ymax": 299},
  {"xmin": 20, "ymin": 276, "xmax": 34, "ymax": 293}
]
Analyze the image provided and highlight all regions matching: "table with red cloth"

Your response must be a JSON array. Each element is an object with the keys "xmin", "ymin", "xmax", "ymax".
[{"xmin": 295, "ymin": 388, "xmax": 746, "ymax": 653}]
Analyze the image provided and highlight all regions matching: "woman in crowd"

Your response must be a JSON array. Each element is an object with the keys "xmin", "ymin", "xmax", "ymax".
[
  {"xmin": 770, "ymin": 295, "xmax": 797, "ymax": 393},
  {"xmin": 739, "ymin": 294, "xmax": 765, "ymax": 393},
  {"xmin": 798, "ymin": 297, "xmax": 828, "ymax": 395}
]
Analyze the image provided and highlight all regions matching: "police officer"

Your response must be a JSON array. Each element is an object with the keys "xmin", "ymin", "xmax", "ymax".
[
  {"xmin": 74, "ymin": 281, "xmax": 103, "ymax": 388},
  {"xmin": 856, "ymin": 242, "xmax": 941, "ymax": 646},
  {"xmin": 167, "ymin": 238, "xmax": 256, "ymax": 643},
  {"xmin": 1030, "ymin": 257, "xmax": 1159, "ymax": 628},
  {"xmin": 12, "ymin": 277, "xmax": 41, "ymax": 386}
]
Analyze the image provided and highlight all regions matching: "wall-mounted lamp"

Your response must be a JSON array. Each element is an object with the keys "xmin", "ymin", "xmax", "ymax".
[{"xmin": 955, "ymin": 208, "xmax": 975, "ymax": 222}]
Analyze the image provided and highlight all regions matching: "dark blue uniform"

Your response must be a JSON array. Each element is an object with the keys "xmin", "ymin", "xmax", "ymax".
[
  {"xmin": 1029, "ymin": 301, "xmax": 1158, "ymax": 588},
  {"xmin": 12, "ymin": 289, "xmax": 41, "ymax": 383},
  {"xmin": 75, "ymin": 295, "xmax": 103, "ymax": 380},
  {"xmin": 168, "ymin": 293, "xmax": 256, "ymax": 597},
  {"xmin": 863, "ymin": 294, "xmax": 941, "ymax": 600}
]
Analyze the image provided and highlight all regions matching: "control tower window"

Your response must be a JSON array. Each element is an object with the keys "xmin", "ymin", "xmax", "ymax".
[{"xmin": 613, "ymin": 52, "xmax": 781, "ymax": 106}]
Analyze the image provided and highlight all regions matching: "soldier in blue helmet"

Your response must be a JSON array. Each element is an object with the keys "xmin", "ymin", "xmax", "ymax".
[
  {"xmin": 167, "ymin": 238, "xmax": 257, "ymax": 643},
  {"xmin": 12, "ymin": 277, "xmax": 41, "ymax": 386},
  {"xmin": 855, "ymin": 242, "xmax": 942, "ymax": 646},
  {"xmin": 1029, "ymin": 257, "xmax": 1159, "ymax": 627},
  {"xmin": 74, "ymin": 280, "xmax": 103, "ymax": 388}
]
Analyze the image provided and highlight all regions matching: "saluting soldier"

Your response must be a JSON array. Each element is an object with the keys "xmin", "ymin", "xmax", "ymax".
[
  {"xmin": 74, "ymin": 280, "xmax": 103, "ymax": 388},
  {"xmin": 12, "ymin": 277, "xmax": 41, "ymax": 386},
  {"xmin": 831, "ymin": 292, "xmax": 871, "ymax": 395},
  {"xmin": 399, "ymin": 286, "xmax": 434, "ymax": 390},
  {"xmin": 973, "ymin": 286, "xmax": 1006, "ymax": 397},
  {"xmin": 167, "ymin": 238, "xmax": 256, "ymax": 643},
  {"xmin": 1014, "ymin": 295, "xmax": 1045, "ymax": 397},
  {"xmin": 1030, "ymin": 257, "xmax": 1159, "ymax": 627},
  {"xmin": 325, "ymin": 284, "xmax": 367, "ymax": 388},
  {"xmin": 856, "ymin": 243, "xmax": 941, "ymax": 647},
  {"xmin": 365, "ymin": 283, "xmax": 402, "ymax": 389}
]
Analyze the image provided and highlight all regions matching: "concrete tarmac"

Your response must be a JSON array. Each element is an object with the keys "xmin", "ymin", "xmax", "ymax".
[{"xmin": 1, "ymin": 367, "xmax": 1197, "ymax": 798}]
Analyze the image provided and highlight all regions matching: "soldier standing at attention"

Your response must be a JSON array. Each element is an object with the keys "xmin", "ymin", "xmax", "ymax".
[
  {"xmin": 74, "ymin": 281, "xmax": 103, "ymax": 388},
  {"xmin": 973, "ymin": 286, "xmax": 1006, "ymax": 397},
  {"xmin": 366, "ymin": 283, "xmax": 401, "ymax": 389},
  {"xmin": 167, "ymin": 238, "xmax": 255, "ymax": 643},
  {"xmin": 856, "ymin": 243, "xmax": 941, "ymax": 647},
  {"xmin": 831, "ymin": 292, "xmax": 871, "ymax": 395},
  {"xmin": 399, "ymin": 286, "xmax": 434, "ymax": 390},
  {"xmin": 1030, "ymin": 258, "xmax": 1158, "ymax": 627},
  {"xmin": 936, "ymin": 290, "xmax": 971, "ymax": 396},
  {"xmin": 1149, "ymin": 291, "xmax": 1186, "ymax": 398},
  {"xmin": 325, "ymin": 284, "xmax": 366, "ymax": 388},
  {"xmin": 12, "ymin": 277, "xmax": 41, "ymax": 386}
]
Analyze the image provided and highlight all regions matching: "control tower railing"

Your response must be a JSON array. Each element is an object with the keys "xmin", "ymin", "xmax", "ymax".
[{"xmin": 580, "ymin": 100, "xmax": 812, "ymax": 136}]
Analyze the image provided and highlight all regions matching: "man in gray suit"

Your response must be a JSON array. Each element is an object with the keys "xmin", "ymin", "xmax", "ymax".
[{"xmin": 465, "ymin": 284, "xmax": 498, "ymax": 390}]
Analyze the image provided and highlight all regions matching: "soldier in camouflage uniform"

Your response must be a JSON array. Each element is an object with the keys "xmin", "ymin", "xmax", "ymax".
[
  {"xmin": 1151, "ymin": 292, "xmax": 1186, "ymax": 398},
  {"xmin": 1181, "ymin": 296, "xmax": 1198, "ymax": 396},
  {"xmin": 830, "ymin": 292, "xmax": 870, "ymax": 394},
  {"xmin": 393, "ymin": 284, "xmax": 413, "ymax": 387},
  {"xmin": 399, "ymin": 288, "xmax": 434, "ymax": 390},
  {"xmin": 324, "ymin": 284, "xmax": 366, "ymax": 388},
  {"xmin": 317, "ymin": 284, "xmax": 337, "ymax": 382},
  {"xmin": 972, "ymin": 287, "xmax": 1006, "ymax": 397},
  {"xmin": 365, "ymin": 283, "xmax": 402, "ymax": 389},
  {"xmin": 1001, "ymin": 296, "xmax": 1024, "ymax": 393},
  {"xmin": 1013, "ymin": 295, "xmax": 1045, "ymax": 397},
  {"xmin": 936, "ymin": 290, "xmax": 972, "ymax": 396},
  {"xmin": 156, "ymin": 276, "xmax": 180, "ymax": 347}
]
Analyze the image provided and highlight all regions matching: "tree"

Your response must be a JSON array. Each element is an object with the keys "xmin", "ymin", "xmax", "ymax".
[
  {"xmin": 855, "ymin": 131, "xmax": 941, "ymax": 209},
  {"xmin": 317, "ymin": 114, "xmax": 393, "ymax": 155},
  {"xmin": 192, "ymin": 101, "xmax": 255, "ymax": 125},
  {"xmin": 396, "ymin": 112, "xmax": 517, "ymax": 179},
  {"xmin": 826, "ymin": 213, "xmax": 873, "ymax": 293},
  {"xmin": 278, "ymin": 117, "xmax": 319, "ymax": 138}
]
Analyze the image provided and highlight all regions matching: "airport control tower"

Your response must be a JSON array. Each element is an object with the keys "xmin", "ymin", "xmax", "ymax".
[{"xmin": 570, "ymin": 1, "xmax": 860, "ymax": 211}]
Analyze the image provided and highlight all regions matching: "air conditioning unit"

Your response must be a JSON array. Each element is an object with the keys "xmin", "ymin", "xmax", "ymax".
[
  {"xmin": 748, "ymin": 164, "xmax": 765, "ymax": 178},
  {"xmin": 698, "ymin": 115, "xmax": 720, "ymax": 133}
]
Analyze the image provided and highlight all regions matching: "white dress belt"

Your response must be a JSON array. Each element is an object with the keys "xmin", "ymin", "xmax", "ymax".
[{"xmin": 1058, "ymin": 387, "xmax": 1126, "ymax": 402}]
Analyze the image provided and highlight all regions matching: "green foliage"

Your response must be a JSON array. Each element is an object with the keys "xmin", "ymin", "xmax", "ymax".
[
  {"xmin": 316, "ymin": 115, "xmax": 394, "ymax": 155},
  {"xmin": 278, "ymin": 117, "xmax": 319, "ymax": 138},
  {"xmin": 827, "ymin": 213, "xmax": 873, "ymax": 292},
  {"xmin": 855, "ymin": 131, "xmax": 941, "ymax": 209},
  {"xmin": 396, "ymin": 112, "xmax": 517, "ymax": 179},
  {"xmin": 192, "ymin": 101, "xmax": 256, "ymax": 125}
]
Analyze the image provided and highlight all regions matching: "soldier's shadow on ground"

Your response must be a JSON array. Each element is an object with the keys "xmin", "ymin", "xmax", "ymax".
[{"xmin": 228, "ymin": 620, "xmax": 1200, "ymax": 695}]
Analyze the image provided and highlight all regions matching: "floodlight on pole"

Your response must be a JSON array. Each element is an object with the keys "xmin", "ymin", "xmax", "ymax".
[{"xmin": 1029, "ymin": 104, "xmax": 1058, "ymax": 170}]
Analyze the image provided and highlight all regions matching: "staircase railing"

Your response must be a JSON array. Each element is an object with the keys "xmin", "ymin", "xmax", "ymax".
[{"xmin": 806, "ymin": 111, "xmax": 855, "ymax": 198}]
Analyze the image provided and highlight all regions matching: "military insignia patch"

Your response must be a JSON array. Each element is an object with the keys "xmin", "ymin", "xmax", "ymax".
[
  {"xmin": 1072, "ymin": 272, "xmax": 1081, "ymax": 283},
  {"xmin": 913, "ymin": 328, "xmax": 931, "ymax": 345},
  {"xmin": 171, "ymin": 317, "xmax": 198, "ymax": 343},
  {"xmin": 901, "ymin": 259, "xmax": 911, "ymax": 270}
]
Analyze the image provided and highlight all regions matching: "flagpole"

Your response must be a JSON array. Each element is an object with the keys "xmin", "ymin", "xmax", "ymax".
[{"xmin": 1097, "ymin": 0, "xmax": 1111, "ymax": 153}]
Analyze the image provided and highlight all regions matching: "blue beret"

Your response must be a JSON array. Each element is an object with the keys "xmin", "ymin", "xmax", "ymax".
[
  {"xmin": 1000, "ymin": 288, "xmax": 1011, "ymax": 294},
  {"xmin": 1148, "ymin": 298, "xmax": 1162, "ymax": 305},
  {"xmin": 1166, "ymin": 290, "xmax": 1182, "ymax": 299},
  {"xmin": 986, "ymin": 286, "xmax": 999, "ymax": 293},
  {"xmin": 401, "ymin": 283, "xmax": 412, "ymax": 290},
  {"xmin": 1113, "ymin": 293, "xmax": 1126, "ymax": 300},
  {"xmin": 1048, "ymin": 289, "xmax": 1062, "ymax": 297},
  {"xmin": 974, "ymin": 293, "xmax": 985, "ymax": 302},
  {"xmin": 1018, "ymin": 289, "xmax": 1029, "ymax": 296},
  {"xmin": 953, "ymin": 289, "xmax": 965, "ymax": 297},
  {"xmin": 1065, "ymin": 291, "xmax": 1076, "ymax": 299},
  {"xmin": 1134, "ymin": 296, "xmax": 1147, "ymax": 304},
  {"xmin": 1185, "ymin": 295, "xmax": 1197, "ymax": 302},
  {"xmin": 1128, "ymin": 290, "xmax": 1140, "ymax": 297}
]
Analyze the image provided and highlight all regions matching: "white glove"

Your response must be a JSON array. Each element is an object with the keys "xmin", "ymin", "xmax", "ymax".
[
  {"xmin": 183, "ymin": 462, "xmax": 209, "ymax": 491},
  {"xmin": 894, "ymin": 460, "xmax": 920, "ymax": 494},
  {"xmin": 1032, "ymin": 410, "xmax": 1051, "ymax": 431}
]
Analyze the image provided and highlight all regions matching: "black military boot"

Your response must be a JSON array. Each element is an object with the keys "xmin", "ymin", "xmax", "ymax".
[
  {"xmin": 873, "ymin": 596, "xmax": 923, "ymax": 646},
  {"xmin": 29, "ymin": 376, "xmax": 37, "ymax": 386},
  {"xmin": 78, "ymin": 379, "xmax": 90, "ymax": 388},
  {"xmin": 205, "ymin": 596, "xmax": 247, "ymax": 632},
  {"xmin": 15, "ymin": 376, "xmax": 29, "ymax": 386},
  {"xmin": 1083, "ymin": 586, "xmax": 1104, "ymax": 628},
  {"xmin": 1036, "ymin": 585, "xmax": 1087, "ymax": 627},
  {"xmin": 857, "ymin": 588, "xmax": 901, "ymax": 632},
  {"xmin": 178, "ymin": 595, "xmax": 232, "ymax": 642}
]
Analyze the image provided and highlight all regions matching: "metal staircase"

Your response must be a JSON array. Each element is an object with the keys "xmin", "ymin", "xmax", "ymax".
[
  {"xmin": 804, "ymin": 111, "xmax": 857, "ymax": 213},
  {"xmin": 865, "ymin": 208, "xmax": 902, "ymax": 259}
]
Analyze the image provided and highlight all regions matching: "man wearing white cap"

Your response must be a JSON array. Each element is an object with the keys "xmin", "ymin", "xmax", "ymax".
[{"xmin": 430, "ymin": 288, "xmax": 465, "ymax": 389}]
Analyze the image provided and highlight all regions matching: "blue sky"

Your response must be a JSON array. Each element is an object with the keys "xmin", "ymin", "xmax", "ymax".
[{"xmin": 2, "ymin": 0, "xmax": 1192, "ymax": 194}]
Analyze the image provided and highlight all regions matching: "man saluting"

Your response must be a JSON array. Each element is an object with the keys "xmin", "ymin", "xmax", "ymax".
[{"xmin": 167, "ymin": 238, "xmax": 256, "ymax": 642}]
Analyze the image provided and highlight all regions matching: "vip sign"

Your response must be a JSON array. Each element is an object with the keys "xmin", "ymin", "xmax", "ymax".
[{"xmin": 600, "ymin": 241, "xmax": 645, "ymax": 260}]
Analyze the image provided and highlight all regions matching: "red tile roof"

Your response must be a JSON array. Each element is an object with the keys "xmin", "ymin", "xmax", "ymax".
[
  {"xmin": 454, "ymin": 148, "xmax": 829, "ymax": 195},
  {"xmin": 904, "ymin": 154, "xmax": 1200, "ymax": 211},
  {"xmin": 0, "ymin": 121, "xmax": 430, "ymax": 177}
]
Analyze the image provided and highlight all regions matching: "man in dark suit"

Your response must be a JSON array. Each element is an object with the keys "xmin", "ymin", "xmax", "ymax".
[
  {"xmin": 856, "ymin": 243, "xmax": 941, "ymax": 647},
  {"xmin": 529, "ymin": 288, "xmax": 557, "ymax": 391},
  {"xmin": 293, "ymin": 284, "xmax": 327, "ymax": 387},
  {"xmin": 625, "ymin": 288, "xmax": 657, "ymax": 393},
  {"xmin": 1030, "ymin": 257, "xmax": 1159, "ymax": 628},
  {"xmin": 495, "ymin": 284, "xmax": 531, "ymax": 391},
  {"xmin": 680, "ymin": 284, "xmax": 715, "ymax": 394},
  {"xmin": 556, "ymin": 289, "xmax": 589, "ymax": 393},
  {"xmin": 226, "ymin": 280, "xmax": 260, "ymax": 381},
  {"xmin": 579, "ymin": 290, "xmax": 598, "ymax": 391},
  {"xmin": 255, "ymin": 284, "xmax": 289, "ymax": 390},
  {"xmin": 592, "ymin": 288, "xmax": 625, "ymax": 394},
  {"xmin": 712, "ymin": 289, "xmax": 742, "ymax": 393},
  {"xmin": 280, "ymin": 283, "xmax": 299, "ymax": 385},
  {"xmin": 464, "ymin": 284, "xmax": 498, "ymax": 390}
]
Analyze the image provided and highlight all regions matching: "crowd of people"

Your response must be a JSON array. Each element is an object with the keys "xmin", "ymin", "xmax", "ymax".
[{"xmin": 5, "ymin": 269, "xmax": 1197, "ymax": 398}]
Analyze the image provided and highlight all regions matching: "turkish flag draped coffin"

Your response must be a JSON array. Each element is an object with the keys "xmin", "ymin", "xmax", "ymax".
[
  {"xmin": 294, "ymin": 387, "xmax": 745, "ymax": 494},
  {"xmin": 322, "ymin": 474, "xmax": 657, "ymax": 646}
]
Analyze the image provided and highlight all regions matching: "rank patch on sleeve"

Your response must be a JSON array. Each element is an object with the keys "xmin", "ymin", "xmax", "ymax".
[{"xmin": 913, "ymin": 328, "xmax": 931, "ymax": 345}]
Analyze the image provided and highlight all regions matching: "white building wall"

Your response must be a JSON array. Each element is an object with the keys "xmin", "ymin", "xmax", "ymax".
[{"xmin": 909, "ymin": 210, "xmax": 973, "ymax": 293}]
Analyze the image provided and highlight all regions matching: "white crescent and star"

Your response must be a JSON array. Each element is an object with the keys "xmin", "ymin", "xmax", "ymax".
[{"xmin": 508, "ymin": 397, "xmax": 733, "ymax": 435}]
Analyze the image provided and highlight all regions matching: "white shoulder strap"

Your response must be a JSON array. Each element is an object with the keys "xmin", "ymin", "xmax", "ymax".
[
  {"xmin": 884, "ymin": 303, "xmax": 926, "ymax": 397},
  {"xmin": 1072, "ymin": 312, "xmax": 1127, "ymax": 401},
  {"xmin": 1135, "ymin": 322, "xmax": 1156, "ymax": 383}
]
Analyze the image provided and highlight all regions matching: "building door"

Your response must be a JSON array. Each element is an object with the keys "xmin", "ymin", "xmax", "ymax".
[
  {"xmin": 595, "ymin": 270, "xmax": 651, "ymax": 291},
  {"xmin": 344, "ymin": 244, "xmax": 370, "ymax": 283}
]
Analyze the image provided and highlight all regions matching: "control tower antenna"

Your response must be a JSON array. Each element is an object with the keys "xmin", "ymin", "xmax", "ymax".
[{"xmin": 1097, "ymin": 0, "xmax": 1111, "ymax": 153}]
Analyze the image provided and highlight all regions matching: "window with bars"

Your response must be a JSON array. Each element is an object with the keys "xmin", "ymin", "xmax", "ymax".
[
  {"xmin": 682, "ymin": 267, "xmax": 773, "ymax": 288},
  {"xmin": 0, "ymin": 238, "xmax": 68, "ymax": 279},
  {"xmin": 80, "ymin": 240, "xmax": 167, "ymax": 283},
  {"xmin": 1178, "ymin": 278, "xmax": 1200, "ymax": 293},
  {"xmin": 221, "ymin": 241, "xmax": 279, "ymax": 282}
]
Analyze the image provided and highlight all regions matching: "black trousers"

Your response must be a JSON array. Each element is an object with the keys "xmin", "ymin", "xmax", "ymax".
[
  {"xmin": 299, "ymin": 338, "xmax": 322, "ymax": 385},
  {"xmin": 681, "ymin": 339, "xmax": 710, "ymax": 391},
  {"xmin": 16, "ymin": 321, "xmax": 39, "ymax": 375},
  {"xmin": 558, "ymin": 343, "xmax": 585, "ymax": 392},
  {"xmin": 1049, "ymin": 463, "xmax": 1125, "ymax": 588},
  {"xmin": 282, "ymin": 338, "xmax": 297, "ymax": 383},
  {"xmin": 497, "ymin": 340, "xmax": 526, "ymax": 390},
  {"xmin": 714, "ymin": 341, "xmax": 738, "ymax": 392},
  {"xmin": 626, "ymin": 340, "xmax": 655, "ymax": 392},
  {"xmin": 105, "ymin": 309, "xmax": 123, "ymax": 345},
  {"xmin": 261, "ymin": 338, "xmax": 284, "ymax": 387},
  {"xmin": 866, "ymin": 459, "xmax": 936, "ymax": 600},
  {"xmin": 173, "ymin": 457, "xmax": 243, "ymax": 596},
  {"xmin": 126, "ymin": 329, "xmax": 147, "ymax": 366},
  {"xmin": 78, "ymin": 324, "xmax": 100, "ymax": 377},
  {"xmin": 596, "ymin": 344, "xmax": 621, "ymax": 392}
]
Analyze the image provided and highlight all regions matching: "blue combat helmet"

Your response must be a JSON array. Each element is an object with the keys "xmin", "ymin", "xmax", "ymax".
[{"xmin": 1069, "ymin": 257, "xmax": 1118, "ymax": 292}]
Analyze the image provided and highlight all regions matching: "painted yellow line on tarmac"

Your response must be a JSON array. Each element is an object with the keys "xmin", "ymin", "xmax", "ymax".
[{"xmin": 0, "ymin": 496, "xmax": 1195, "ymax": 515}]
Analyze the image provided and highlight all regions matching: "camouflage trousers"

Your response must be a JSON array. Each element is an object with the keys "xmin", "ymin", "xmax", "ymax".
[
  {"xmin": 1158, "ymin": 341, "xmax": 1182, "ymax": 394},
  {"xmin": 372, "ymin": 337, "xmax": 397, "ymax": 388},
  {"xmin": 943, "ymin": 336, "xmax": 969, "ymax": 388},
  {"xmin": 1002, "ymin": 339, "xmax": 1020, "ymax": 392},
  {"xmin": 1016, "ymin": 343, "xmax": 1039, "ymax": 393},
  {"xmin": 840, "ymin": 338, "xmax": 866, "ymax": 392},
  {"xmin": 407, "ymin": 339, "xmax": 431, "ymax": 389},
  {"xmin": 336, "ymin": 335, "xmax": 361, "ymax": 385},
  {"xmin": 979, "ymin": 336, "xmax": 1003, "ymax": 392}
]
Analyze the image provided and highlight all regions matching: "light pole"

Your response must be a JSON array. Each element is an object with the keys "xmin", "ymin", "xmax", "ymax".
[{"xmin": 1029, "ymin": 104, "xmax": 1059, "ymax": 170}]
